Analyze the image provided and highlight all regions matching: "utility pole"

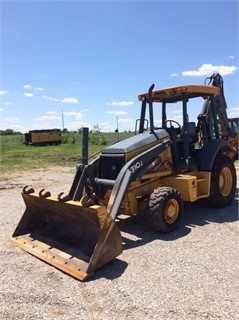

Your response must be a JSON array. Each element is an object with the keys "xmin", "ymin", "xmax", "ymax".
[
  {"xmin": 116, "ymin": 115, "xmax": 119, "ymax": 141},
  {"xmin": 62, "ymin": 110, "xmax": 65, "ymax": 131}
]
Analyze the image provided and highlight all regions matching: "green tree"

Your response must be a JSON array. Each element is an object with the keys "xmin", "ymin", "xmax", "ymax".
[
  {"xmin": 0, "ymin": 129, "xmax": 22, "ymax": 135},
  {"xmin": 90, "ymin": 124, "xmax": 107, "ymax": 145}
]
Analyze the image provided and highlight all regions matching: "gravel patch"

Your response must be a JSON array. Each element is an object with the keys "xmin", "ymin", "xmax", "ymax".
[{"xmin": 1, "ymin": 165, "xmax": 238, "ymax": 320}]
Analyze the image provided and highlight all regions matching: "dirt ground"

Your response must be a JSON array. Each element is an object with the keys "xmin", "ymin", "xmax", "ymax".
[{"xmin": 0, "ymin": 164, "xmax": 238, "ymax": 320}]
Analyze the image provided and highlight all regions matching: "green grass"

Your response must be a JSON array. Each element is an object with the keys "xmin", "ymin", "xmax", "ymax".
[
  {"xmin": 1, "ymin": 143, "xmax": 82, "ymax": 172},
  {"xmin": 0, "ymin": 132, "xmax": 134, "ymax": 175}
]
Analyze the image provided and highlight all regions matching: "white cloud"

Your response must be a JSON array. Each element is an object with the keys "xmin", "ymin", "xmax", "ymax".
[
  {"xmin": 115, "ymin": 118, "xmax": 136, "ymax": 132},
  {"xmin": 172, "ymin": 109, "xmax": 182, "ymax": 114},
  {"xmin": 1, "ymin": 117, "xmax": 23, "ymax": 130},
  {"xmin": 0, "ymin": 107, "xmax": 5, "ymax": 112},
  {"xmin": 228, "ymin": 107, "xmax": 239, "ymax": 118},
  {"xmin": 172, "ymin": 114, "xmax": 183, "ymax": 124},
  {"xmin": 64, "ymin": 111, "xmax": 83, "ymax": 119},
  {"xmin": 226, "ymin": 55, "xmax": 235, "ymax": 59},
  {"xmin": 154, "ymin": 119, "xmax": 161, "ymax": 127},
  {"xmin": 0, "ymin": 90, "xmax": 8, "ymax": 95},
  {"xmin": 30, "ymin": 110, "xmax": 84, "ymax": 131},
  {"xmin": 61, "ymin": 97, "xmax": 79, "ymax": 104},
  {"xmin": 118, "ymin": 118, "xmax": 135, "ymax": 127},
  {"xmin": 170, "ymin": 73, "xmax": 178, "ymax": 77},
  {"xmin": 94, "ymin": 117, "xmax": 136, "ymax": 132},
  {"xmin": 107, "ymin": 111, "xmax": 128, "ymax": 115},
  {"xmin": 110, "ymin": 101, "xmax": 134, "ymax": 106},
  {"xmin": 23, "ymin": 84, "xmax": 44, "ymax": 91},
  {"xmin": 4, "ymin": 117, "xmax": 19, "ymax": 122},
  {"xmin": 23, "ymin": 84, "xmax": 32, "ymax": 89},
  {"xmin": 43, "ymin": 95, "xmax": 60, "ymax": 102},
  {"xmin": 229, "ymin": 107, "xmax": 239, "ymax": 112},
  {"xmin": 182, "ymin": 64, "xmax": 237, "ymax": 76},
  {"xmin": 66, "ymin": 120, "xmax": 90, "ymax": 130},
  {"xmin": 33, "ymin": 114, "xmax": 61, "ymax": 122},
  {"xmin": 96, "ymin": 121, "xmax": 116, "ymax": 132},
  {"xmin": 46, "ymin": 111, "xmax": 58, "ymax": 115},
  {"xmin": 24, "ymin": 93, "xmax": 34, "ymax": 97}
]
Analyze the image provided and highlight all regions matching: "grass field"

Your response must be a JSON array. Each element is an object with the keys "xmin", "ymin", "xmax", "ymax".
[{"xmin": 0, "ymin": 131, "xmax": 134, "ymax": 174}]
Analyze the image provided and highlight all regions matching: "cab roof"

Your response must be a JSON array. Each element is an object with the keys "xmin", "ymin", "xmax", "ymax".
[{"xmin": 138, "ymin": 85, "xmax": 220, "ymax": 103}]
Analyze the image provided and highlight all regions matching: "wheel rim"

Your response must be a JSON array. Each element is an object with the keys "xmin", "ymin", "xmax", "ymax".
[
  {"xmin": 165, "ymin": 199, "xmax": 179, "ymax": 224},
  {"xmin": 219, "ymin": 167, "xmax": 232, "ymax": 197}
]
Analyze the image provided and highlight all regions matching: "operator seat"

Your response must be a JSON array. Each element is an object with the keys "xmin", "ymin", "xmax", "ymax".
[
  {"xmin": 180, "ymin": 122, "xmax": 196, "ymax": 141},
  {"xmin": 178, "ymin": 122, "xmax": 197, "ymax": 159}
]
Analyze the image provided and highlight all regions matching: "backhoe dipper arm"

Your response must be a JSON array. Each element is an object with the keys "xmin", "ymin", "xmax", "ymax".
[
  {"xmin": 205, "ymin": 73, "xmax": 231, "ymax": 138},
  {"xmin": 107, "ymin": 140, "xmax": 171, "ymax": 220}
]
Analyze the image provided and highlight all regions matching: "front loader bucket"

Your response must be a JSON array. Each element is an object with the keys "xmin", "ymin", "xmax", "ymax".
[{"xmin": 10, "ymin": 191, "xmax": 123, "ymax": 281}]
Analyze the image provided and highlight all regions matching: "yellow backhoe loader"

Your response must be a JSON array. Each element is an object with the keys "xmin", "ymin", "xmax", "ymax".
[{"xmin": 10, "ymin": 73, "xmax": 237, "ymax": 281}]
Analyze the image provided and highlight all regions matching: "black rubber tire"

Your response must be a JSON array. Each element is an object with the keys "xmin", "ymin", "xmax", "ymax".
[
  {"xmin": 207, "ymin": 154, "xmax": 236, "ymax": 208},
  {"xmin": 147, "ymin": 187, "xmax": 183, "ymax": 233}
]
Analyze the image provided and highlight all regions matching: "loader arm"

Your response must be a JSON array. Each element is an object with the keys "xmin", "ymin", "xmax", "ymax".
[{"xmin": 107, "ymin": 140, "xmax": 171, "ymax": 220}]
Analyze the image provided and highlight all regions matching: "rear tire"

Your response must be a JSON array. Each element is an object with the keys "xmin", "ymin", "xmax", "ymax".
[
  {"xmin": 207, "ymin": 155, "xmax": 236, "ymax": 208},
  {"xmin": 147, "ymin": 187, "xmax": 183, "ymax": 233}
]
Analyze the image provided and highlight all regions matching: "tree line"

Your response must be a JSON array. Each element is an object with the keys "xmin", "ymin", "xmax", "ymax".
[{"xmin": 0, "ymin": 129, "xmax": 23, "ymax": 136}]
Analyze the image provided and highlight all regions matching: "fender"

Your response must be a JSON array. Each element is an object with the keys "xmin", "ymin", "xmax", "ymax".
[{"xmin": 197, "ymin": 139, "xmax": 233, "ymax": 171}]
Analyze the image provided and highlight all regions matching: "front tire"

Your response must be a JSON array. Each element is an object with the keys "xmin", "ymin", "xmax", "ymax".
[
  {"xmin": 207, "ymin": 155, "xmax": 236, "ymax": 208},
  {"xmin": 147, "ymin": 187, "xmax": 183, "ymax": 233}
]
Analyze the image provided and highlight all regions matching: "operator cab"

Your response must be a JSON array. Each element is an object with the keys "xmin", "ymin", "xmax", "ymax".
[{"xmin": 137, "ymin": 84, "xmax": 221, "ymax": 168}]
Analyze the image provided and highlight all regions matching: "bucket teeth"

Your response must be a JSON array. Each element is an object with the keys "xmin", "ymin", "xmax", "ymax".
[
  {"xmin": 80, "ymin": 195, "xmax": 97, "ymax": 207},
  {"xmin": 57, "ymin": 192, "xmax": 72, "ymax": 202},
  {"xmin": 23, "ymin": 186, "xmax": 35, "ymax": 194},
  {"xmin": 39, "ymin": 189, "xmax": 51, "ymax": 198}
]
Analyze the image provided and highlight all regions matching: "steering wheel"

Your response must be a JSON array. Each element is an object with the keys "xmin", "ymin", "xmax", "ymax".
[
  {"xmin": 165, "ymin": 120, "xmax": 181, "ymax": 129},
  {"xmin": 165, "ymin": 120, "xmax": 181, "ymax": 135}
]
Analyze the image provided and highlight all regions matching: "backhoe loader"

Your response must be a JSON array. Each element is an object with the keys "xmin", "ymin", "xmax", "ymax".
[{"xmin": 10, "ymin": 73, "xmax": 237, "ymax": 281}]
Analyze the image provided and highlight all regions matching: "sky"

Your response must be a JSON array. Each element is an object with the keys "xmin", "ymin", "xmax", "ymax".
[{"xmin": 0, "ymin": 0, "xmax": 238, "ymax": 133}]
